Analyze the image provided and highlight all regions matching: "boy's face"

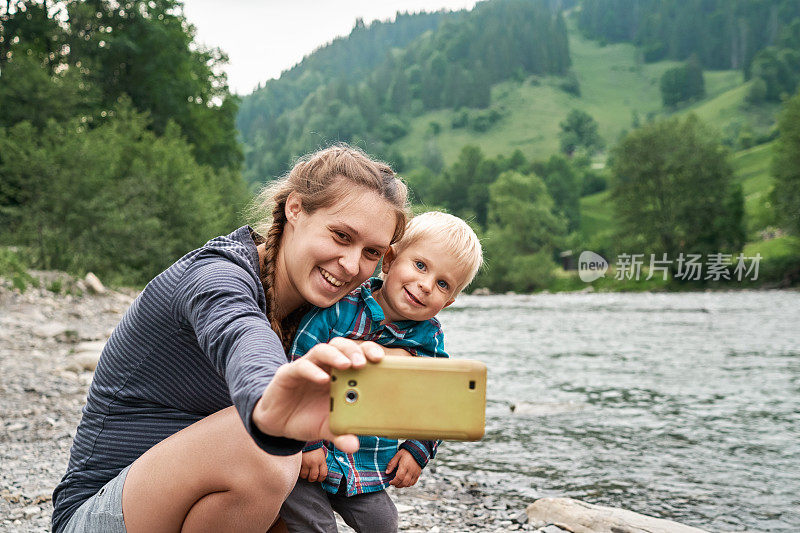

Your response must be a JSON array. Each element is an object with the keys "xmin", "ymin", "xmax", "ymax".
[{"xmin": 377, "ymin": 237, "xmax": 466, "ymax": 323}]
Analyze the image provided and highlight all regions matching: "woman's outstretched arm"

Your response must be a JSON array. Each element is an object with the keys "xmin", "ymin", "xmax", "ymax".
[{"xmin": 121, "ymin": 338, "xmax": 383, "ymax": 533}]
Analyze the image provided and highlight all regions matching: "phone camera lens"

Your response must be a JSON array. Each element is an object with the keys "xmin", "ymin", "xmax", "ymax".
[
  {"xmin": 345, "ymin": 390, "xmax": 358, "ymax": 403},
  {"xmin": 348, "ymin": 380, "xmax": 357, "ymax": 387}
]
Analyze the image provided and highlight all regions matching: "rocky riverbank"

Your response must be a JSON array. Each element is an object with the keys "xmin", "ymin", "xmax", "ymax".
[
  {"xmin": 1, "ymin": 272, "xmax": 713, "ymax": 533},
  {"xmin": 0, "ymin": 273, "xmax": 568, "ymax": 533}
]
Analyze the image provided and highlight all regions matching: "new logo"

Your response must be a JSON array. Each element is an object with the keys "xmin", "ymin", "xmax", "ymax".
[{"xmin": 578, "ymin": 251, "xmax": 608, "ymax": 282}]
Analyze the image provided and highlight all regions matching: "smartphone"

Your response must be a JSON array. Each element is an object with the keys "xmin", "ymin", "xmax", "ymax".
[{"xmin": 329, "ymin": 356, "xmax": 486, "ymax": 441}]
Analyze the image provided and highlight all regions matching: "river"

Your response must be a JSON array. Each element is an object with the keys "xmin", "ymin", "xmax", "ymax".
[{"xmin": 435, "ymin": 290, "xmax": 800, "ymax": 532}]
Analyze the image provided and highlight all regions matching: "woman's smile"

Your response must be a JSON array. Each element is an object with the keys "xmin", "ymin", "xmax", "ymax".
[{"xmin": 318, "ymin": 266, "xmax": 345, "ymax": 288}]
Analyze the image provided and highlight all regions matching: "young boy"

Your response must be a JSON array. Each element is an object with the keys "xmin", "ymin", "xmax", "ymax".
[{"xmin": 278, "ymin": 211, "xmax": 483, "ymax": 533}]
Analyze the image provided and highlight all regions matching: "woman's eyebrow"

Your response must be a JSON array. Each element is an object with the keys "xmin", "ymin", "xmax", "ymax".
[{"xmin": 336, "ymin": 221, "xmax": 390, "ymax": 250}]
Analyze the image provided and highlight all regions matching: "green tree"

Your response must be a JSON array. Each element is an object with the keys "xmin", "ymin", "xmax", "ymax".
[
  {"xmin": 660, "ymin": 55, "xmax": 706, "ymax": 107},
  {"xmin": 65, "ymin": 0, "xmax": 242, "ymax": 170},
  {"xmin": 0, "ymin": 102, "xmax": 247, "ymax": 284},
  {"xmin": 772, "ymin": 90, "xmax": 800, "ymax": 236},
  {"xmin": 530, "ymin": 155, "xmax": 582, "ymax": 233},
  {"xmin": 559, "ymin": 109, "xmax": 603, "ymax": 156},
  {"xmin": 610, "ymin": 115, "xmax": 744, "ymax": 262},
  {"xmin": 477, "ymin": 171, "xmax": 566, "ymax": 291}
]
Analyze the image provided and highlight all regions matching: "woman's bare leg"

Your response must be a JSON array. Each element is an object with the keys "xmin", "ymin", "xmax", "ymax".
[{"xmin": 121, "ymin": 406, "xmax": 301, "ymax": 533}]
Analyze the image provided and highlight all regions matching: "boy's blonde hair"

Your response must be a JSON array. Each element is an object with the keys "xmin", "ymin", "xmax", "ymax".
[{"xmin": 394, "ymin": 211, "xmax": 483, "ymax": 294}]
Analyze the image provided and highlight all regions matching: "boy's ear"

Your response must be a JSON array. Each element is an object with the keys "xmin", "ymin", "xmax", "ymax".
[
  {"xmin": 443, "ymin": 298, "xmax": 456, "ymax": 309},
  {"xmin": 381, "ymin": 246, "xmax": 397, "ymax": 274},
  {"xmin": 284, "ymin": 192, "xmax": 303, "ymax": 223}
]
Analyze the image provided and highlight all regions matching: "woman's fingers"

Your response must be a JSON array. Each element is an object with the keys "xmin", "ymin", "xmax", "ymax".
[
  {"xmin": 330, "ymin": 434, "xmax": 359, "ymax": 454},
  {"xmin": 302, "ymin": 343, "xmax": 356, "ymax": 373},
  {"xmin": 358, "ymin": 340, "xmax": 385, "ymax": 363},
  {"xmin": 326, "ymin": 337, "xmax": 368, "ymax": 367}
]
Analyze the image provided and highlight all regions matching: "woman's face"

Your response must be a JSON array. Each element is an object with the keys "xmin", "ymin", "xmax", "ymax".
[{"xmin": 278, "ymin": 186, "xmax": 398, "ymax": 312}]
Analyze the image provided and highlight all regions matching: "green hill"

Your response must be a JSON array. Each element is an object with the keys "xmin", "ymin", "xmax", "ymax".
[{"xmin": 393, "ymin": 19, "xmax": 748, "ymax": 169}]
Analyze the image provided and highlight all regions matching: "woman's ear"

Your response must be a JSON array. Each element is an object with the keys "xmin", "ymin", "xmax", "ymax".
[
  {"xmin": 381, "ymin": 246, "xmax": 397, "ymax": 274},
  {"xmin": 284, "ymin": 192, "xmax": 303, "ymax": 224}
]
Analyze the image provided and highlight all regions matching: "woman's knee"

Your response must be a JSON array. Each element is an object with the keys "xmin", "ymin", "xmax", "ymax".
[{"xmin": 240, "ymin": 449, "xmax": 301, "ymax": 501}]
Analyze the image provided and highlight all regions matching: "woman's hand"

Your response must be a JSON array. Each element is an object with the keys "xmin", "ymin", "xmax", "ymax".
[{"xmin": 253, "ymin": 337, "xmax": 383, "ymax": 454}]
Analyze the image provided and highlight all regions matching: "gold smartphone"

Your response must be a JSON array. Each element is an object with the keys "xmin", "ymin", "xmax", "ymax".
[{"xmin": 330, "ymin": 356, "xmax": 486, "ymax": 441}]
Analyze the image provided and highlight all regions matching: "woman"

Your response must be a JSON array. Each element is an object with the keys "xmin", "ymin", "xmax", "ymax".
[{"xmin": 52, "ymin": 145, "xmax": 409, "ymax": 532}]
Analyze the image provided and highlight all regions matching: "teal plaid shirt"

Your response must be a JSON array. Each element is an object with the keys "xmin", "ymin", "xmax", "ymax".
[{"xmin": 289, "ymin": 277, "xmax": 448, "ymax": 496}]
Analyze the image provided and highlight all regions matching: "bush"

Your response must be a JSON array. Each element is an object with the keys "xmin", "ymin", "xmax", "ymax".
[
  {"xmin": 0, "ymin": 102, "xmax": 248, "ymax": 286},
  {"xmin": 0, "ymin": 248, "xmax": 37, "ymax": 292},
  {"xmin": 451, "ymin": 110, "xmax": 469, "ymax": 129},
  {"xmin": 469, "ymin": 108, "xmax": 502, "ymax": 132},
  {"xmin": 559, "ymin": 71, "xmax": 581, "ymax": 96},
  {"xmin": 581, "ymin": 173, "xmax": 608, "ymax": 196},
  {"xmin": 746, "ymin": 77, "xmax": 768, "ymax": 104}
]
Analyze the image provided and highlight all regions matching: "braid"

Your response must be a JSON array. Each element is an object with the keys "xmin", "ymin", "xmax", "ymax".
[
  {"xmin": 262, "ymin": 201, "xmax": 287, "ymax": 345},
  {"xmin": 259, "ymin": 199, "xmax": 313, "ymax": 353}
]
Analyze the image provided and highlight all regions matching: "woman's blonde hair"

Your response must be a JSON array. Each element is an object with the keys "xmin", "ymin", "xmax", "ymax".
[{"xmin": 248, "ymin": 144, "xmax": 409, "ymax": 348}]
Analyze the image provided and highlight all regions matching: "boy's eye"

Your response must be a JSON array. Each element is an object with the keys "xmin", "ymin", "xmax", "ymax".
[
  {"xmin": 437, "ymin": 280, "xmax": 449, "ymax": 290},
  {"xmin": 365, "ymin": 248, "xmax": 381, "ymax": 258},
  {"xmin": 414, "ymin": 260, "xmax": 426, "ymax": 271},
  {"xmin": 333, "ymin": 230, "xmax": 349, "ymax": 242}
]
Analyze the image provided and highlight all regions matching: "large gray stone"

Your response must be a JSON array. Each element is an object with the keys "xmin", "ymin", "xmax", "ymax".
[
  {"xmin": 526, "ymin": 498, "xmax": 709, "ymax": 533},
  {"xmin": 84, "ymin": 272, "xmax": 106, "ymax": 294},
  {"xmin": 32, "ymin": 323, "xmax": 68, "ymax": 338}
]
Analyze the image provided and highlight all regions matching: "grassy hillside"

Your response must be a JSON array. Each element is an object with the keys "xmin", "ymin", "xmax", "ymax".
[
  {"xmin": 393, "ymin": 20, "xmax": 745, "ymax": 168},
  {"xmin": 731, "ymin": 142, "xmax": 777, "ymax": 237},
  {"xmin": 577, "ymin": 138, "xmax": 795, "ymax": 262}
]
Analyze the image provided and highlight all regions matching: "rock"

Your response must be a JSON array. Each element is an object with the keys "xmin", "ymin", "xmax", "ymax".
[
  {"xmin": 75, "ymin": 340, "xmax": 107, "ymax": 353},
  {"xmin": 22, "ymin": 505, "xmax": 41, "ymax": 519},
  {"xmin": 1, "ymin": 490, "xmax": 21, "ymax": 504},
  {"xmin": 85, "ymin": 272, "xmax": 106, "ymax": 294},
  {"xmin": 396, "ymin": 504, "xmax": 415, "ymax": 513},
  {"xmin": 33, "ymin": 322, "xmax": 68, "ymax": 339},
  {"xmin": 32, "ymin": 492, "xmax": 52, "ymax": 504},
  {"xmin": 471, "ymin": 287, "xmax": 492, "ymax": 296},
  {"xmin": 526, "ymin": 498, "xmax": 709, "ymax": 533},
  {"xmin": 538, "ymin": 526, "xmax": 570, "ymax": 533},
  {"xmin": 6, "ymin": 422, "xmax": 27, "ymax": 432},
  {"xmin": 511, "ymin": 509, "xmax": 529, "ymax": 524},
  {"xmin": 72, "ymin": 351, "xmax": 101, "ymax": 371}
]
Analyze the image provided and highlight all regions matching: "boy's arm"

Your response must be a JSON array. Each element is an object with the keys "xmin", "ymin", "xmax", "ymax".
[{"xmin": 399, "ymin": 439, "xmax": 441, "ymax": 468}]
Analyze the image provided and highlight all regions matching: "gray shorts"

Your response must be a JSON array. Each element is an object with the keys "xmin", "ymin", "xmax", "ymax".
[
  {"xmin": 61, "ymin": 465, "xmax": 130, "ymax": 533},
  {"xmin": 280, "ymin": 478, "xmax": 398, "ymax": 533}
]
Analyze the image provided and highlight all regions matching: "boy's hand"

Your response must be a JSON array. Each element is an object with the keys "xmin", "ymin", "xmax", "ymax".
[
  {"xmin": 386, "ymin": 449, "xmax": 421, "ymax": 488},
  {"xmin": 299, "ymin": 448, "xmax": 328, "ymax": 483}
]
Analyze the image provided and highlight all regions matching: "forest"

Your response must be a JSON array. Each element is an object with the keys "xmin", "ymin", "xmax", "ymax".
[{"xmin": 2, "ymin": 0, "xmax": 799, "ymax": 291}]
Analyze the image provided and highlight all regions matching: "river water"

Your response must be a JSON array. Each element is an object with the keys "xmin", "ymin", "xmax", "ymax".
[{"xmin": 435, "ymin": 290, "xmax": 800, "ymax": 532}]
